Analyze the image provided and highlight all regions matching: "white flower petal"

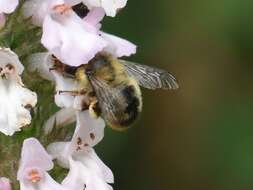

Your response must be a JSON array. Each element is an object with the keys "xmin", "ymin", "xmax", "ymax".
[
  {"xmin": 18, "ymin": 138, "xmax": 54, "ymax": 179},
  {"xmin": 0, "ymin": 0, "xmax": 18, "ymax": 14},
  {"xmin": 20, "ymin": 173, "xmax": 67, "ymax": 190},
  {"xmin": 83, "ymin": 7, "xmax": 105, "ymax": 29},
  {"xmin": 47, "ymin": 110, "xmax": 105, "ymax": 163},
  {"xmin": 101, "ymin": 0, "xmax": 127, "ymax": 17},
  {"xmin": 101, "ymin": 32, "xmax": 137, "ymax": 57},
  {"xmin": 69, "ymin": 111, "xmax": 105, "ymax": 151},
  {"xmin": 18, "ymin": 138, "xmax": 67, "ymax": 190},
  {"xmin": 0, "ymin": 48, "xmax": 37, "ymax": 136},
  {"xmin": 47, "ymin": 141, "xmax": 71, "ymax": 168},
  {"xmin": 37, "ymin": 173, "xmax": 68, "ymax": 190},
  {"xmin": 23, "ymin": 0, "xmax": 65, "ymax": 26},
  {"xmin": 0, "ymin": 47, "xmax": 24, "ymax": 75},
  {"xmin": 47, "ymin": 142, "xmax": 114, "ymax": 184},
  {"xmin": 68, "ymin": 0, "xmax": 127, "ymax": 17},
  {"xmin": 41, "ymin": 11, "xmax": 107, "ymax": 66},
  {"xmin": 44, "ymin": 107, "xmax": 76, "ymax": 134},
  {"xmin": 77, "ymin": 148, "xmax": 114, "ymax": 183},
  {"xmin": 62, "ymin": 157, "xmax": 112, "ymax": 190},
  {"xmin": 27, "ymin": 52, "xmax": 54, "ymax": 81}
]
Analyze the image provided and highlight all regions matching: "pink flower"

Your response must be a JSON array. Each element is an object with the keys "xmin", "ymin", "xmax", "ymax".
[
  {"xmin": 100, "ymin": 32, "xmax": 136, "ymax": 57},
  {"xmin": 42, "ymin": 8, "xmax": 136, "ymax": 66},
  {"xmin": 25, "ymin": 1, "xmax": 135, "ymax": 67},
  {"xmin": 0, "ymin": 0, "xmax": 18, "ymax": 14},
  {"xmin": 17, "ymin": 138, "xmax": 67, "ymax": 190},
  {"xmin": 47, "ymin": 111, "xmax": 106, "ymax": 167},
  {"xmin": 41, "ymin": 4, "xmax": 107, "ymax": 66},
  {"xmin": 84, "ymin": 8, "xmax": 137, "ymax": 58},
  {"xmin": 22, "ymin": 0, "xmax": 64, "ymax": 26},
  {"xmin": 0, "ymin": 177, "xmax": 11, "ymax": 190},
  {"xmin": 62, "ymin": 157, "xmax": 113, "ymax": 190},
  {"xmin": 47, "ymin": 111, "xmax": 114, "ymax": 190}
]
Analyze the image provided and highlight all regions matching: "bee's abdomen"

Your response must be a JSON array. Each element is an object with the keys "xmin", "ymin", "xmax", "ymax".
[{"xmin": 112, "ymin": 85, "xmax": 141, "ymax": 129}]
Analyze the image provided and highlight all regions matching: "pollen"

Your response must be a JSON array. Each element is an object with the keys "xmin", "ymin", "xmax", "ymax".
[
  {"xmin": 53, "ymin": 4, "xmax": 72, "ymax": 14},
  {"xmin": 28, "ymin": 170, "xmax": 41, "ymax": 183}
]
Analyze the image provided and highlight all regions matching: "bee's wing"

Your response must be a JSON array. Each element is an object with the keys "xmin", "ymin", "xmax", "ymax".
[
  {"xmin": 87, "ymin": 75, "xmax": 127, "ymax": 126},
  {"xmin": 120, "ymin": 60, "xmax": 179, "ymax": 90}
]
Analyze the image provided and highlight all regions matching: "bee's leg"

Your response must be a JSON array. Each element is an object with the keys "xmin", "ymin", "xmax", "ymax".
[
  {"xmin": 49, "ymin": 67, "xmax": 57, "ymax": 71},
  {"xmin": 63, "ymin": 73, "xmax": 76, "ymax": 79},
  {"xmin": 58, "ymin": 89, "xmax": 86, "ymax": 96},
  {"xmin": 89, "ymin": 100, "xmax": 101, "ymax": 119},
  {"xmin": 49, "ymin": 68, "xmax": 75, "ymax": 79}
]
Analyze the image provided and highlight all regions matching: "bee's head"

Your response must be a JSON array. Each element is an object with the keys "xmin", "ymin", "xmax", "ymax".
[{"xmin": 86, "ymin": 53, "xmax": 111, "ymax": 75}]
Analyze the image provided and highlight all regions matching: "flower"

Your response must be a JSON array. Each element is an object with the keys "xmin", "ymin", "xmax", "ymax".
[
  {"xmin": 28, "ymin": 53, "xmax": 87, "ymax": 109},
  {"xmin": 62, "ymin": 157, "xmax": 113, "ymax": 190},
  {"xmin": 0, "ymin": 177, "xmax": 11, "ymax": 190},
  {"xmin": 67, "ymin": 0, "xmax": 128, "ymax": 17},
  {"xmin": 24, "ymin": 1, "xmax": 135, "ymax": 67},
  {"xmin": 100, "ymin": 32, "xmax": 136, "ymax": 58},
  {"xmin": 47, "ymin": 111, "xmax": 114, "ymax": 190},
  {"xmin": 23, "ymin": 1, "xmax": 108, "ymax": 66},
  {"xmin": 83, "ymin": 7, "xmax": 137, "ymax": 57},
  {"xmin": 47, "ymin": 111, "xmax": 106, "ymax": 167},
  {"xmin": 44, "ymin": 107, "xmax": 76, "ymax": 134},
  {"xmin": 0, "ymin": 48, "xmax": 37, "ymax": 136},
  {"xmin": 41, "ymin": 4, "xmax": 107, "ymax": 66},
  {"xmin": 22, "ymin": 0, "xmax": 64, "ymax": 26},
  {"xmin": 0, "ymin": 0, "xmax": 19, "ymax": 14},
  {"xmin": 17, "ymin": 138, "xmax": 67, "ymax": 190}
]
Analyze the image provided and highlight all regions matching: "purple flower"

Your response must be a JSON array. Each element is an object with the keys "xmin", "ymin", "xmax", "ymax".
[
  {"xmin": 17, "ymin": 138, "xmax": 68, "ymax": 190},
  {"xmin": 0, "ymin": 177, "xmax": 11, "ymax": 190},
  {"xmin": 47, "ymin": 111, "xmax": 114, "ymax": 190},
  {"xmin": 0, "ymin": 0, "xmax": 18, "ymax": 14}
]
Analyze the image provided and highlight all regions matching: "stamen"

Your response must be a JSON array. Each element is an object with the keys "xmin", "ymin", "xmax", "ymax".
[
  {"xmin": 53, "ymin": 4, "xmax": 72, "ymax": 14},
  {"xmin": 28, "ymin": 170, "xmax": 41, "ymax": 183}
]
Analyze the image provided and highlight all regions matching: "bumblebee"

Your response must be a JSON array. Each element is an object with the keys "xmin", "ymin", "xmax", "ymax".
[{"xmin": 52, "ymin": 53, "xmax": 179, "ymax": 130}]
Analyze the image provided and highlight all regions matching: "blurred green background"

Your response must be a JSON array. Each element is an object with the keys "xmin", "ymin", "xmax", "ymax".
[{"xmin": 97, "ymin": 1, "xmax": 253, "ymax": 190}]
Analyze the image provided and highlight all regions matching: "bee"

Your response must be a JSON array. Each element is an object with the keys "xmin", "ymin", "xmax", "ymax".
[{"xmin": 52, "ymin": 53, "xmax": 179, "ymax": 130}]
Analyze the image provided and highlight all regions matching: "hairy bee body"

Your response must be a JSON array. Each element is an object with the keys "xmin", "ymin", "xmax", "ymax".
[
  {"xmin": 82, "ymin": 54, "xmax": 143, "ymax": 130},
  {"xmin": 52, "ymin": 53, "xmax": 178, "ymax": 130}
]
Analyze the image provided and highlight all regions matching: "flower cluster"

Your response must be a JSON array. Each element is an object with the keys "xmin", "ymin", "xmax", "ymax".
[{"xmin": 0, "ymin": 0, "xmax": 135, "ymax": 189}]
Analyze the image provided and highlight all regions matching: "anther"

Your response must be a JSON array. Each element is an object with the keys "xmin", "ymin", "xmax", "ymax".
[
  {"xmin": 53, "ymin": 4, "xmax": 72, "ymax": 14},
  {"xmin": 28, "ymin": 170, "xmax": 41, "ymax": 183}
]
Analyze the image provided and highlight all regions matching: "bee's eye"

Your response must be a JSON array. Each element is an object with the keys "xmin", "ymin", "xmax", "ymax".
[
  {"xmin": 5, "ymin": 64, "xmax": 14, "ymax": 71},
  {"xmin": 0, "ymin": 67, "xmax": 3, "ymax": 73}
]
